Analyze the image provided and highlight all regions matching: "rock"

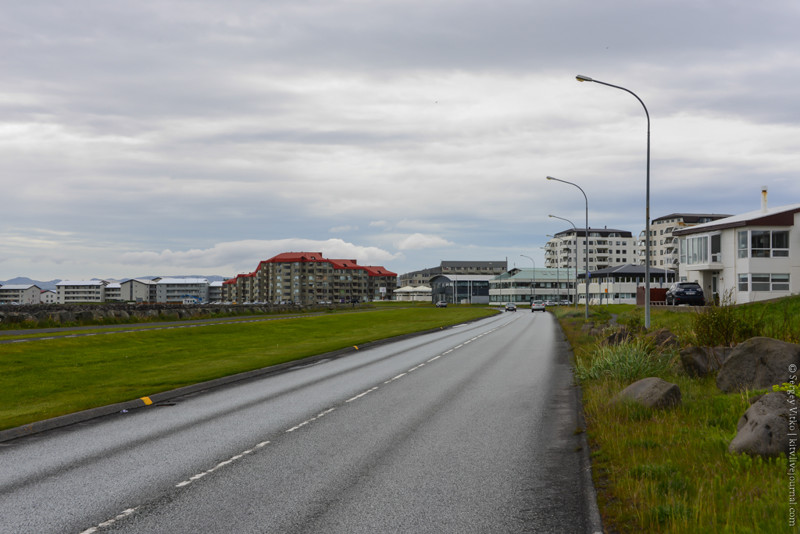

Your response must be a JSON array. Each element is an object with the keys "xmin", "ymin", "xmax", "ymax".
[
  {"xmin": 680, "ymin": 346, "xmax": 733, "ymax": 377},
  {"xmin": 605, "ymin": 328, "xmax": 630, "ymax": 345},
  {"xmin": 729, "ymin": 392, "xmax": 793, "ymax": 458},
  {"xmin": 717, "ymin": 337, "xmax": 800, "ymax": 393},
  {"xmin": 614, "ymin": 377, "xmax": 682, "ymax": 409},
  {"xmin": 644, "ymin": 328, "xmax": 680, "ymax": 349}
]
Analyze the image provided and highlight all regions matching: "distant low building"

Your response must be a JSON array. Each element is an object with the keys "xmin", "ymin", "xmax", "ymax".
[
  {"xmin": 0, "ymin": 284, "xmax": 42, "ymax": 305},
  {"xmin": 399, "ymin": 260, "xmax": 507, "ymax": 288},
  {"xmin": 393, "ymin": 285, "xmax": 432, "ymax": 302},
  {"xmin": 56, "ymin": 280, "xmax": 107, "ymax": 304},
  {"xmin": 430, "ymin": 274, "xmax": 492, "ymax": 305},
  {"xmin": 156, "ymin": 278, "xmax": 209, "ymax": 303}
]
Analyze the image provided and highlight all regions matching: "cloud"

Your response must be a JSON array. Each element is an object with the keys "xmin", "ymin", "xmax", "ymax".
[{"xmin": 394, "ymin": 233, "xmax": 454, "ymax": 251}]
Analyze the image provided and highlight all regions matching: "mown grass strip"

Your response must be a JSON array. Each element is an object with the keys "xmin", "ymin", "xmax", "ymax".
[{"xmin": 0, "ymin": 307, "xmax": 495, "ymax": 431}]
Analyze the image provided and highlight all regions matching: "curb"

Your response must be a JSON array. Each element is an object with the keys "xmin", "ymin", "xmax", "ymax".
[{"xmin": 0, "ymin": 318, "xmax": 489, "ymax": 443}]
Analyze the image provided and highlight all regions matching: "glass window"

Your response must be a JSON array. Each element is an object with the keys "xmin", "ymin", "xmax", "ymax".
[
  {"xmin": 751, "ymin": 273, "xmax": 770, "ymax": 291},
  {"xmin": 738, "ymin": 274, "xmax": 749, "ymax": 291},
  {"xmin": 751, "ymin": 231, "xmax": 771, "ymax": 257},
  {"xmin": 738, "ymin": 231, "xmax": 748, "ymax": 258},
  {"xmin": 772, "ymin": 273, "xmax": 790, "ymax": 291},
  {"xmin": 773, "ymin": 231, "xmax": 789, "ymax": 256}
]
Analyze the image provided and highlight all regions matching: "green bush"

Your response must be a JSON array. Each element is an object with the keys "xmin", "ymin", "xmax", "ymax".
[{"xmin": 575, "ymin": 338, "xmax": 676, "ymax": 382}]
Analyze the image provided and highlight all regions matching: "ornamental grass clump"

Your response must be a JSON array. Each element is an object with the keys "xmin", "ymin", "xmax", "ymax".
[{"xmin": 575, "ymin": 337, "xmax": 675, "ymax": 383}]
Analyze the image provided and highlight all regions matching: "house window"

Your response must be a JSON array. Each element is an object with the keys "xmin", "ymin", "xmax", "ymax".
[
  {"xmin": 738, "ymin": 274, "xmax": 748, "ymax": 291},
  {"xmin": 738, "ymin": 230, "xmax": 790, "ymax": 258},
  {"xmin": 751, "ymin": 273, "xmax": 770, "ymax": 291},
  {"xmin": 772, "ymin": 273, "xmax": 790, "ymax": 291}
]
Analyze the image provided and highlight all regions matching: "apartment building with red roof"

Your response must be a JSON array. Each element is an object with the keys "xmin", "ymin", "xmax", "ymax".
[{"xmin": 223, "ymin": 252, "xmax": 397, "ymax": 304}]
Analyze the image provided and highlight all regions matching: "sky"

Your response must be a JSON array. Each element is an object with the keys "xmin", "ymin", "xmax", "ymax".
[{"xmin": 3, "ymin": 0, "xmax": 800, "ymax": 282}]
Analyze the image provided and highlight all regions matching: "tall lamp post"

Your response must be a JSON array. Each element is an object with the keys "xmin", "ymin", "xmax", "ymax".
[
  {"xmin": 547, "ymin": 176, "xmax": 589, "ymax": 320},
  {"xmin": 548, "ymin": 215, "xmax": 579, "ymax": 308},
  {"xmin": 576, "ymin": 74, "xmax": 651, "ymax": 329},
  {"xmin": 520, "ymin": 254, "xmax": 535, "ymax": 304}
]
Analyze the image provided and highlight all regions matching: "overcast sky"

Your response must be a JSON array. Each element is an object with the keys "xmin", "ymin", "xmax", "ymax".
[{"xmin": 3, "ymin": 0, "xmax": 800, "ymax": 281}]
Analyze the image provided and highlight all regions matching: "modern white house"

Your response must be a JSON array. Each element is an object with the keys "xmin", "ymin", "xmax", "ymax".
[
  {"xmin": 674, "ymin": 191, "xmax": 800, "ymax": 304},
  {"xmin": 0, "ymin": 284, "xmax": 42, "ymax": 304},
  {"xmin": 577, "ymin": 265, "xmax": 675, "ymax": 305}
]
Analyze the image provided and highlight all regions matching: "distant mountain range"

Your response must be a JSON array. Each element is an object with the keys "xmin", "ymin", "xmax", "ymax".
[{"xmin": 0, "ymin": 276, "xmax": 228, "ymax": 292}]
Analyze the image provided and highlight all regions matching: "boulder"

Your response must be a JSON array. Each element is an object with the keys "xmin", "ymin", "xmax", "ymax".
[
  {"xmin": 614, "ymin": 377, "xmax": 682, "ymax": 409},
  {"xmin": 729, "ymin": 392, "xmax": 794, "ymax": 458},
  {"xmin": 717, "ymin": 337, "xmax": 800, "ymax": 393},
  {"xmin": 644, "ymin": 328, "xmax": 680, "ymax": 350},
  {"xmin": 680, "ymin": 346, "xmax": 733, "ymax": 377}
]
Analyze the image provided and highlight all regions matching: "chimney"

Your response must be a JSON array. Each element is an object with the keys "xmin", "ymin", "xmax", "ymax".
[{"xmin": 761, "ymin": 186, "xmax": 768, "ymax": 213}]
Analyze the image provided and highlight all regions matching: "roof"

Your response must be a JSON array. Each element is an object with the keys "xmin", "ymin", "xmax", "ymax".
[
  {"xmin": 394, "ymin": 285, "xmax": 432, "ymax": 293},
  {"xmin": 674, "ymin": 203, "xmax": 800, "ymax": 236},
  {"xmin": 652, "ymin": 213, "xmax": 733, "ymax": 224},
  {"xmin": 0, "ymin": 284, "xmax": 40, "ymax": 290},
  {"xmin": 156, "ymin": 278, "xmax": 209, "ymax": 285},
  {"xmin": 494, "ymin": 268, "xmax": 574, "ymax": 281},
  {"xmin": 585, "ymin": 264, "xmax": 673, "ymax": 277},
  {"xmin": 361, "ymin": 265, "xmax": 398, "ymax": 277},
  {"xmin": 429, "ymin": 274, "xmax": 496, "ymax": 282},
  {"xmin": 57, "ymin": 280, "xmax": 106, "ymax": 286},
  {"xmin": 441, "ymin": 260, "xmax": 507, "ymax": 269},
  {"xmin": 552, "ymin": 228, "xmax": 634, "ymax": 238}
]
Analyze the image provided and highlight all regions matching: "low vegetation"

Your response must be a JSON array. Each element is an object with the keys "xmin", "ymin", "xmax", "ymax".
[
  {"xmin": 554, "ymin": 297, "xmax": 799, "ymax": 533},
  {"xmin": 0, "ymin": 306, "xmax": 495, "ymax": 431}
]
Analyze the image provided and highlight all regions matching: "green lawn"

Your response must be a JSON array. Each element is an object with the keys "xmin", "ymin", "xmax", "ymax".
[{"xmin": 0, "ymin": 306, "xmax": 496, "ymax": 431}]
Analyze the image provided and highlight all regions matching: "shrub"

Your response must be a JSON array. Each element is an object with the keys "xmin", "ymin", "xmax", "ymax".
[{"xmin": 575, "ymin": 338, "xmax": 676, "ymax": 382}]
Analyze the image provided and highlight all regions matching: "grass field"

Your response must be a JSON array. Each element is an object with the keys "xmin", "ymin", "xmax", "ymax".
[
  {"xmin": 0, "ymin": 306, "xmax": 496, "ymax": 431},
  {"xmin": 554, "ymin": 299, "xmax": 796, "ymax": 533}
]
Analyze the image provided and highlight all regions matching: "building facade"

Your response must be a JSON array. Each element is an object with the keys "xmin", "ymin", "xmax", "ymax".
[
  {"xmin": 56, "ymin": 281, "xmax": 107, "ymax": 303},
  {"xmin": 222, "ymin": 252, "xmax": 397, "ymax": 304},
  {"xmin": 0, "ymin": 284, "xmax": 42, "ymax": 305},
  {"xmin": 577, "ymin": 265, "xmax": 675, "ymax": 305},
  {"xmin": 399, "ymin": 260, "xmax": 507, "ymax": 288},
  {"xmin": 675, "ymin": 197, "xmax": 800, "ymax": 304},
  {"xmin": 430, "ymin": 274, "xmax": 492, "ymax": 305},
  {"xmin": 544, "ymin": 228, "xmax": 637, "ymax": 272},
  {"xmin": 488, "ymin": 268, "xmax": 575, "ymax": 306},
  {"xmin": 155, "ymin": 278, "xmax": 210, "ymax": 303}
]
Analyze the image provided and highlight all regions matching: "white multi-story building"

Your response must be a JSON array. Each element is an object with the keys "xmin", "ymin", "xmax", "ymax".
[
  {"xmin": 120, "ymin": 279, "xmax": 158, "ymax": 302},
  {"xmin": 0, "ymin": 284, "xmax": 42, "ymax": 304},
  {"xmin": 56, "ymin": 281, "xmax": 107, "ymax": 303},
  {"xmin": 544, "ymin": 228, "xmax": 637, "ymax": 272},
  {"xmin": 675, "ymin": 191, "xmax": 800, "ymax": 304},
  {"xmin": 488, "ymin": 268, "xmax": 575, "ymax": 305},
  {"xmin": 156, "ymin": 278, "xmax": 209, "ymax": 303},
  {"xmin": 40, "ymin": 289, "xmax": 57, "ymax": 304}
]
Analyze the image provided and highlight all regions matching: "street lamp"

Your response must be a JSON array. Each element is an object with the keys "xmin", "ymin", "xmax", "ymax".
[
  {"xmin": 520, "ymin": 254, "xmax": 535, "ymax": 304},
  {"xmin": 547, "ymin": 176, "xmax": 589, "ymax": 320},
  {"xmin": 576, "ymin": 74, "xmax": 651, "ymax": 329},
  {"xmin": 549, "ymin": 215, "xmax": 579, "ymax": 309}
]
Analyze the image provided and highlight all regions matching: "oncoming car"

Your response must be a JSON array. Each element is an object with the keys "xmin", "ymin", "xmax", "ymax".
[{"xmin": 504, "ymin": 303, "xmax": 517, "ymax": 312}]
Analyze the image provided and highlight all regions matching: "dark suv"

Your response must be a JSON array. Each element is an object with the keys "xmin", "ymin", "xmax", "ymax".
[{"xmin": 666, "ymin": 282, "xmax": 705, "ymax": 306}]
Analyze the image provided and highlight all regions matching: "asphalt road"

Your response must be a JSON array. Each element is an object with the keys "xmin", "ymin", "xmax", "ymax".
[{"xmin": 0, "ymin": 311, "xmax": 597, "ymax": 533}]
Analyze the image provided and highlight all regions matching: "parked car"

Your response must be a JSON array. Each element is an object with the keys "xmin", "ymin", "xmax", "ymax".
[
  {"xmin": 435, "ymin": 301, "xmax": 448, "ymax": 308},
  {"xmin": 665, "ymin": 282, "xmax": 705, "ymax": 306},
  {"xmin": 505, "ymin": 303, "xmax": 517, "ymax": 312},
  {"xmin": 531, "ymin": 301, "xmax": 546, "ymax": 312}
]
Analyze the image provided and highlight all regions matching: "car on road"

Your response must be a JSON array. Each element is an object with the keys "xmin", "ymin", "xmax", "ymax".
[
  {"xmin": 531, "ymin": 301, "xmax": 546, "ymax": 312},
  {"xmin": 665, "ymin": 282, "xmax": 705, "ymax": 306},
  {"xmin": 435, "ymin": 301, "xmax": 448, "ymax": 308},
  {"xmin": 505, "ymin": 303, "xmax": 517, "ymax": 312}
]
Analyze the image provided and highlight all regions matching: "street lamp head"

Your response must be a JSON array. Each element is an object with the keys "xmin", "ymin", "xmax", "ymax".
[
  {"xmin": 576, "ymin": 74, "xmax": 593, "ymax": 82},
  {"xmin": 546, "ymin": 175, "xmax": 555, "ymax": 180}
]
